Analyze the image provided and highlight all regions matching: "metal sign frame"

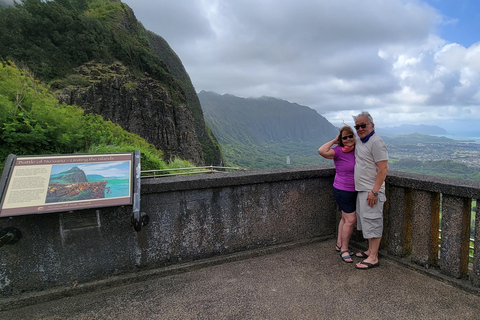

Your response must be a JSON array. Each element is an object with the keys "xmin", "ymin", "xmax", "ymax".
[{"xmin": 0, "ymin": 152, "xmax": 139, "ymax": 218}]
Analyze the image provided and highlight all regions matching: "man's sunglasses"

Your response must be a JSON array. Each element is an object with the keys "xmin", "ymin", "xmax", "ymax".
[
  {"xmin": 342, "ymin": 134, "xmax": 354, "ymax": 140},
  {"xmin": 354, "ymin": 122, "xmax": 371, "ymax": 130}
]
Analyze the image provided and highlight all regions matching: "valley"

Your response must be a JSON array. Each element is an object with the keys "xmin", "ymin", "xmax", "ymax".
[
  {"xmin": 199, "ymin": 91, "xmax": 480, "ymax": 181},
  {"xmin": 385, "ymin": 135, "xmax": 480, "ymax": 168},
  {"xmin": 386, "ymin": 135, "xmax": 480, "ymax": 181}
]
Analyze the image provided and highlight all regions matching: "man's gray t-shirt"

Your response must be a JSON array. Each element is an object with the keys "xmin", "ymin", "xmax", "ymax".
[{"xmin": 354, "ymin": 133, "xmax": 388, "ymax": 192}]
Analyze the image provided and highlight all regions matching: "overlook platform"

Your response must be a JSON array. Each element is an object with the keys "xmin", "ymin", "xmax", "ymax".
[{"xmin": 1, "ymin": 238, "xmax": 480, "ymax": 320}]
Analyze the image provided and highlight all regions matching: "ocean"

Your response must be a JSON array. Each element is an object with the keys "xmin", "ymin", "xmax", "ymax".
[
  {"xmin": 105, "ymin": 178, "xmax": 130, "ymax": 198},
  {"xmin": 433, "ymin": 132, "xmax": 480, "ymax": 144}
]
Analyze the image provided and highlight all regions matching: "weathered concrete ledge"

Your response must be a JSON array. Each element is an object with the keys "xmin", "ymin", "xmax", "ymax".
[
  {"xmin": 141, "ymin": 166, "xmax": 337, "ymax": 193},
  {"xmin": 384, "ymin": 170, "xmax": 480, "ymax": 287},
  {"xmin": 386, "ymin": 170, "xmax": 480, "ymax": 199},
  {"xmin": 1, "ymin": 166, "xmax": 479, "ymax": 309},
  {"xmin": 0, "ymin": 166, "xmax": 337, "ymax": 301}
]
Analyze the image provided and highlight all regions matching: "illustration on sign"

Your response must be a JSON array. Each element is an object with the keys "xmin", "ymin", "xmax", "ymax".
[{"xmin": 46, "ymin": 161, "xmax": 131, "ymax": 203}]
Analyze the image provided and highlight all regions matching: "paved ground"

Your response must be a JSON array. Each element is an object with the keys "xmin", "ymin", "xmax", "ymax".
[{"xmin": 2, "ymin": 239, "xmax": 480, "ymax": 320}]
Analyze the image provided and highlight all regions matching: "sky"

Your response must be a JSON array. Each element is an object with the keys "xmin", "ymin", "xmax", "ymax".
[
  {"xmin": 51, "ymin": 162, "xmax": 130, "ymax": 178},
  {"xmin": 119, "ymin": 0, "xmax": 480, "ymax": 135},
  {"xmin": 2, "ymin": 0, "xmax": 479, "ymax": 134}
]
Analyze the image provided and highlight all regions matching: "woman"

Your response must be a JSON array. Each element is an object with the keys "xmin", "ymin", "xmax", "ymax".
[{"xmin": 318, "ymin": 126, "xmax": 357, "ymax": 263}]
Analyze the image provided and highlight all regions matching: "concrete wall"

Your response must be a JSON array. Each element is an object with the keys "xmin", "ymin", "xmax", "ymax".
[
  {"xmin": 384, "ymin": 170, "xmax": 480, "ymax": 286},
  {"xmin": 4, "ymin": 166, "xmax": 480, "ymax": 300},
  {"xmin": 0, "ymin": 167, "xmax": 337, "ymax": 298}
]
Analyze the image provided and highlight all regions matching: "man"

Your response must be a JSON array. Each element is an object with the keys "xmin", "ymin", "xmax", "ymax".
[{"xmin": 352, "ymin": 111, "xmax": 388, "ymax": 269}]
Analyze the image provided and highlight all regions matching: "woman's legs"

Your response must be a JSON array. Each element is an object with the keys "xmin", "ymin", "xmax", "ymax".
[
  {"xmin": 340, "ymin": 210, "xmax": 356, "ymax": 253},
  {"xmin": 334, "ymin": 188, "xmax": 357, "ymax": 253},
  {"xmin": 336, "ymin": 215, "xmax": 345, "ymax": 250}
]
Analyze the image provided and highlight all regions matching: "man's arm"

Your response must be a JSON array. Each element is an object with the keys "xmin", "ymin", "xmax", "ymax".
[{"xmin": 366, "ymin": 160, "xmax": 388, "ymax": 207}]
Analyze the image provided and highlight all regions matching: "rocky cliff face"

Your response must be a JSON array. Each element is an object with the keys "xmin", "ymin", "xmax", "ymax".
[
  {"xmin": 147, "ymin": 31, "xmax": 224, "ymax": 166},
  {"xmin": 56, "ymin": 2, "xmax": 224, "ymax": 166},
  {"xmin": 57, "ymin": 62, "xmax": 205, "ymax": 165}
]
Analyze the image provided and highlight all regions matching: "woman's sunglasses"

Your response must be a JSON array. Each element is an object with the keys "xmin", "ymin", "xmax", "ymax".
[{"xmin": 342, "ymin": 134, "xmax": 354, "ymax": 140}]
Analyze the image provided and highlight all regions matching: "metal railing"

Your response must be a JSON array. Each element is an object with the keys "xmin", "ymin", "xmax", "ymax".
[
  {"xmin": 141, "ymin": 166, "xmax": 242, "ymax": 178},
  {"xmin": 470, "ymin": 237, "xmax": 475, "ymax": 262},
  {"xmin": 438, "ymin": 229, "xmax": 475, "ymax": 262}
]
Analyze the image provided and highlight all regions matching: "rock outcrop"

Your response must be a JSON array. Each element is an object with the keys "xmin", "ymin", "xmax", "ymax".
[
  {"xmin": 58, "ymin": 62, "xmax": 205, "ymax": 165},
  {"xmin": 55, "ymin": 3, "xmax": 224, "ymax": 166}
]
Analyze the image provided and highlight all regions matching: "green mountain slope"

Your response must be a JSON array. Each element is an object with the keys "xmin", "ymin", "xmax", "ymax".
[
  {"xmin": 198, "ymin": 91, "xmax": 339, "ymax": 169},
  {"xmin": 0, "ymin": 61, "xmax": 170, "ymax": 171},
  {"xmin": 0, "ymin": 0, "xmax": 223, "ymax": 165}
]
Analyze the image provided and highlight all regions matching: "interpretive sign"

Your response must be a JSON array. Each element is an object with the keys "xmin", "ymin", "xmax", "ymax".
[{"xmin": 0, "ymin": 153, "xmax": 136, "ymax": 217}]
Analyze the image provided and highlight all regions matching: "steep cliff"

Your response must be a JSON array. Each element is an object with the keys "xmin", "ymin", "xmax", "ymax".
[
  {"xmin": 200, "ymin": 91, "xmax": 339, "ymax": 143},
  {"xmin": 57, "ymin": 61, "xmax": 205, "ymax": 165},
  {"xmin": 147, "ymin": 31, "xmax": 224, "ymax": 166},
  {"xmin": 0, "ymin": 0, "xmax": 223, "ymax": 166},
  {"xmin": 56, "ymin": 2, "xmax": 223, "ymax": 165}
]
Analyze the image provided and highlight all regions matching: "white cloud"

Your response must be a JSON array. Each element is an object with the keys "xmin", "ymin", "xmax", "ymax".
[
  {"xmin": 123, "ymin": 0, "xmax": 480, "ymax": 131},
  {"xmin": 77, "ymin": 163, "xmax": 129, "ymax": 177},
  {"xmin": 0, "ymin": 0, "xmax": 14, "ymax": 6}
]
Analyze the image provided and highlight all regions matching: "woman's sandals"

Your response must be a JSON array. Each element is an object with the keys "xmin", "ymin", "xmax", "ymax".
[{"xmin": 340, "ymin": 250, "xmax": 353, "ymax": 263}]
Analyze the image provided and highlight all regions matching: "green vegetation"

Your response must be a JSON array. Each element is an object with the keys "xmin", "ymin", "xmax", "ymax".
[
  {"xmin": 199, "ymin": 91, "xmax": 338, "ymax": 170},
  {"xmin": 0, "ymin": 0, "xmax": 223, "ymax": 165},
  {"xmin": 383, "ymin": 133, "xmax": 462, "ymax": 144},
  {"xmin": 221, "ymin": 140, "xmax": 331, "ymax": 169},
  {"xmin": 389, "ymin": 158, "xmax": 480, "ymax": 182},
  {"xmin": 0, "ymin": 0, "xmax": 168, "ymax": 83},
  {"xmin": 0, "ymin": 61, "xmax": 188, "ymax": 171}
]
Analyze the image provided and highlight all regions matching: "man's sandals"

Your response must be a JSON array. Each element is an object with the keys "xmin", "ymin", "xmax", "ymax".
[
  {"xmin": 355, "ymin": 260, "xmax": 380, "ymax": 269},
  {"xmin": 355, "ymin": 251, "xmax": 369, "ymax": 258},
  {"xmin": 340, "ymin": 250, "xmax": 353, "ymax": 263}
]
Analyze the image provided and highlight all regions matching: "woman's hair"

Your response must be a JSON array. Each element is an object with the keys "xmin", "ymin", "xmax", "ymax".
[{"xmin": 337, "ymin": 125, "xmax": 355, "ymax": 147}]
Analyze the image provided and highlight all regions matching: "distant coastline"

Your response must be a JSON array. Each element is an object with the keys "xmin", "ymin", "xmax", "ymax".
[{"xmin": 432, "ymin": 132, "xmax": 480, "ymax": 144}]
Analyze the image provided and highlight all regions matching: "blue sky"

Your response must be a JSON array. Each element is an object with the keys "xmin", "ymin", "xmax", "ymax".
[
  {"xmin": 50, "ymin": 162, "xmax": 130, "ymax": 178},
  {"xmin": 425, "ymin": 0, "xmax": 480, "ymax": 47}
]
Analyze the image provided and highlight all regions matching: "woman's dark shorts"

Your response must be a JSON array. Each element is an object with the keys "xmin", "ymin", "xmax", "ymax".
[{"xmin": 333, "ymin": 187, "xmax": 357, "ymax": 214}]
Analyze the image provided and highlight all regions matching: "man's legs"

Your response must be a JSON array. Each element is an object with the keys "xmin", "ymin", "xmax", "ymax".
[
  {"xmin": 355, "ymin": 191, "xmax": 384, "ymax": 268},
  {"xmin": 356, "ymin": 237, "xmax": 381, "ymax": 268}
]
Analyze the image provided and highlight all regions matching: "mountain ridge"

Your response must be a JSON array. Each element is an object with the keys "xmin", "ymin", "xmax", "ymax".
[
  {"xmin": 198, "ymin": 91, "xmax": 338, "ymax": 169},
  {"xmin": 378, "ymin": 124, "xmax": 448, "ymax": 137},
  {"xmin": 199, "ymin": 91, "xmax": 338, "ymax": 143}
]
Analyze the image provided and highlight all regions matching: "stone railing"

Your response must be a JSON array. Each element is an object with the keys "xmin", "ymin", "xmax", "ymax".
[
  {"xmin": 0, "ymin": 166, "xmax": 479, "ymax": 304},
  {"xmin": 0, "ymin": 166, "xmax": 338, "ymax": 300},
  {"xmin": 383, "ymin": 170, "xmax": 480, "ymax": 288}
]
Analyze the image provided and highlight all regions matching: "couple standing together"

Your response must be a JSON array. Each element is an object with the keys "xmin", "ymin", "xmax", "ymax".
[{"xmin": 318, "ymin": 111, "xmax": 388, "ymax": 270}]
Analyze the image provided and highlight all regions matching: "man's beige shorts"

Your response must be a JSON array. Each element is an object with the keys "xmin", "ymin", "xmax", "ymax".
[{"xmin": 356, "ymin": 191, "xmax": 386, "ymax": 238}]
